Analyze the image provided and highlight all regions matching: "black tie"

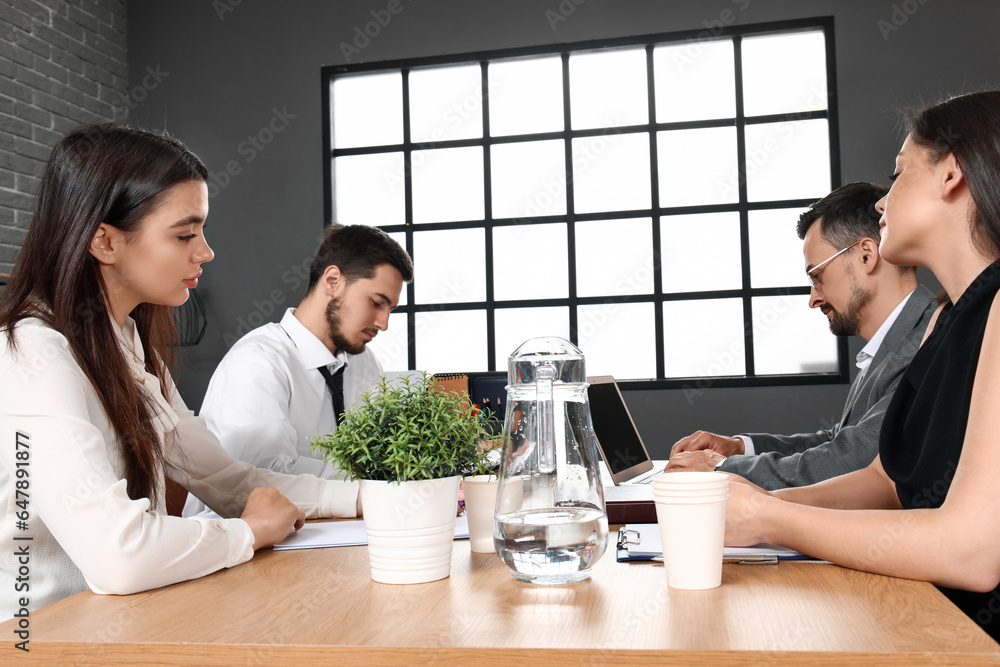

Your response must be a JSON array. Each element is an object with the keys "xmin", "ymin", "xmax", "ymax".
[{"xmin": 317, "ymin": 364, "xmax": 347, "ymax": 425}]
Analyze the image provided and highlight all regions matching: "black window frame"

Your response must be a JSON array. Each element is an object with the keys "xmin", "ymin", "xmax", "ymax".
[{"xmin": 321, "ymin": 16, "xmax": 847, "ymax": 391}]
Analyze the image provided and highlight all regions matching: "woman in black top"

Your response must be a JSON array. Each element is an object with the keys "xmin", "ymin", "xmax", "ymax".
[{"xmin": 725, "ymin": 90, "xmax": 1000, "ymax": 641}]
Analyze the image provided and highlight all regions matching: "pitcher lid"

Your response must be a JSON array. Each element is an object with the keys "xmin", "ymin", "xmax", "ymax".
[{"xmin": 507, "ymin": 336, "xmax": 587, "ymax": 385}]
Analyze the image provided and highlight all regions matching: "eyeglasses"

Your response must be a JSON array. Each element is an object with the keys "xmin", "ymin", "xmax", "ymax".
[{"xmin": 806, "ymin": 239, "xmax": 863, "ymax": 287}]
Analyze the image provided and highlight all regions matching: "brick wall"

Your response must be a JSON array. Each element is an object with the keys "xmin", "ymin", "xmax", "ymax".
[{"xmin": 0, "ymin": 0, "xmax": 127, "ymax": 276}]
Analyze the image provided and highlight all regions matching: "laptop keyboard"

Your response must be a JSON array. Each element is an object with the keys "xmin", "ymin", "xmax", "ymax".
[{"xmin": 628, "ymin": 469, "xmax": 658, "ymax": 485}]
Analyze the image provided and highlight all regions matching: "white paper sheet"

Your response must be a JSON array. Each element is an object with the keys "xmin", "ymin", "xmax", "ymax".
[{"xmin": 274, "ymin": 515, "xmax": 471, "ymax": 551}]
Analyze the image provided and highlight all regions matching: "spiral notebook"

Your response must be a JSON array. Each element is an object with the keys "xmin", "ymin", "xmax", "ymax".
[{"xmin": 433, "ymin": 372, "xmax": 506, "ymax": 436}]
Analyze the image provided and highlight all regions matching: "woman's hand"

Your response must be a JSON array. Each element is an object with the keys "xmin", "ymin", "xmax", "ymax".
[
  {"xmin": 241, "ymin": 486, "xmax": 305, "ymax": 550},
  {"xmin": 724, "ymin": 477, "xmax": 774, "ymax": 547}
]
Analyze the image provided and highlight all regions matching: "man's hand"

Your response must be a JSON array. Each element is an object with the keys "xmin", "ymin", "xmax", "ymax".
[
  {"xmin": 664, "ymin": 450, "xmax": 726, "ymax": 473},
  {"xmin": 241, "ymin": 486, "xmax": 306, "ymax": 550},
  {"xmin": 670, "ymin": 430, "xmax": 745, "ymax": 458}
]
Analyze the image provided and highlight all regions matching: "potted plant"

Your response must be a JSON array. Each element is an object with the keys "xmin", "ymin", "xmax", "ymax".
[{"xmin": 311, "ymin": 372, "xmax": 497, "ymax": 583}]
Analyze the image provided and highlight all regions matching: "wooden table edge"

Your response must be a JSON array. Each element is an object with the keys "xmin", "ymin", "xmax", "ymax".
[{"xmin": 6, "ymin": 643, "xmax": 1000, "ymax": 666}]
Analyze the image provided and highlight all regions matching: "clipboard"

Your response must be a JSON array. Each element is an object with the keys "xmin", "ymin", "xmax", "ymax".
[{"xmin": 616, "ymin": 524, "xmax": 818, "ymax": 563}]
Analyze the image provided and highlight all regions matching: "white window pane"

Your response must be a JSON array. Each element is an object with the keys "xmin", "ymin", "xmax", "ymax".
[
  {"xmin": 576, "ymin": 218, "xmax": 653, "ymax": 297},
  {"xmin": 490, "ymin": 140, "xmax": 566, "ymax": 219},
  {"xmin": 661, "ymin": 212, "xmax": 742, "ymax": 293},
  {"xmin": 742, "ymin": 30, "xmax": 827, "ymax": 117},
  {"xmin": 749, "ymin": 208, "xmax": 811, "ymax": 289},
  {"xmin": 411, "ymin": 146, "xmax": 484, "ymax": 224},
  {"xmin": 489, "ymin": 56, "xmax": 564, "ymax": 136},
  {"xmin": 572, "ymin": 132, "xmax": 650, "ymax": 214},
  {"xmin": 493, "ymin": 223, "xmax": 568, "ymax": 301},
  {"xmin": 332, "ymin": 72, "xmax": 403, "ymax": 148},
  {"xmin": 745, "ymin": 119, "xmax": 830, "ymax": 202},
  {"xmin": 333, "ymin": 153, "xmax": 405, "ymax": 226},
  {"xmin": 413, "ymin": 229, "xmax": 485, "ymax": 304},
  {"xmin": 653, "ymin": 40, "xmax": 735, "ymax": 122},
  {"xmin": 494, "ymin": 307, "xmax": 570, "ymax": 369},
  {"xmin": 569, "ymin": 48, "xmax": 648, "ymax": 130},
  {"xmin": 663, "ymin": 299, "xmax": 745, "ymax": 377},
  {"xmin": 368, "ymin": 312, "xmax": 408, "ymax": 371},
  {"xmin": 578, "ymin": 302, "xmax": 655, "ymax": 380},
  {"xmin": 657, "ymin": 127, "xmax": 739, "ymax": 207},
  {"xmin": 416, "ymin": 310, "xmax": 487, "ymax": 372},
  {"xmin": 387, "ymin": 231, "xmax": 409, "ymax": 307},
  {"xmin": 408, "ymin": 64, "xmax": 483, "ymax": 142},
  {"xmin": 753, "ymin": 295, "xmax": 837, "ymax": 375}
]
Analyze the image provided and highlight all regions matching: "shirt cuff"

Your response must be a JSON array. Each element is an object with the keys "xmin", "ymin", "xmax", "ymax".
[
  {"xmin": 319, "ymin": 479, "xmax": 361, "ymax": 518},
  {"xmin": 222, "ymin": 518, "xmax": 256, "ymax": 567},
  {"xmin": 735, "ymin": 435, "xmax": 755, "ymax": 456}
]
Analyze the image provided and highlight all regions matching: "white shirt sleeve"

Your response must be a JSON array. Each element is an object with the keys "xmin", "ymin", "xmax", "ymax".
[
  {"xmin": 0, "ymin": 324, "xmax": 253, "ymax": 597},
  {"xmin": 0, "ymin": 321, "xmax": 357, "ymax": 603},
  {"xmin": 736, "ymin": 435, "xmax": 756, "ymax": 456}
]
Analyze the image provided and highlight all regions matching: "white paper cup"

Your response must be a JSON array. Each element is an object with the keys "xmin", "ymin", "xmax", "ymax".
[
  {"xmin": 653, "ymin": 486, "xmax": 729, "ymax": 497},
  {"xmin": 653, "ymin": 473, "xmax": 729, "ymax": 590},
  {"xmin": 653, "ymin": 493, "xmax": 729, "ymax": 504},
  {"xmin": 652, "ymin": 471, "xmax": 729, "ymax": 490},
  {"xmin": 462, "ymin": 475, "xmax": 499, "ymax": 553},
  {"xmin": 653, "ymin": 486, "xmax": 728, "ymax": 495},
  {"xmin": 652, "ymin": 471, "xmax": 728, "ymax": 481},
  {"xmin": 654, "ymin": 481, "xmax": 728, "ymax": 491},
  {"xmin": 653, "ymin": 487, "xmax": 728, "ymax": 498}
]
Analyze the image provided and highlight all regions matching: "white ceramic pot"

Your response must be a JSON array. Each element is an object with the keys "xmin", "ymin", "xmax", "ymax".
[
  {"xmin": 359, "ymin": 476, "xmax": 461, "ymax": 584},
  {"xmin": 461, "ymin": 475, "xmax": 499, "ymax": 553}
]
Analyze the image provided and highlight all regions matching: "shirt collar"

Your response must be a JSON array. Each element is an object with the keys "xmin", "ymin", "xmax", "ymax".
[
  {"xmin": 856, "ymin": 289, "xmax": 914, "ymax": 370},
  {"xmin": 279, "ymin": 308, "xmax": 349, "ymax": 372}
]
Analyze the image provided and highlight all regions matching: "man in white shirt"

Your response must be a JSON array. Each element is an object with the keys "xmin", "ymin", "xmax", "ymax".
[
  {"xmin": 666, "ymin": 182, "xmax": 938, "ymax": 490},
  {"xmin": 183, "ymin": 225, "xmax": 411, "ymax": 516}
]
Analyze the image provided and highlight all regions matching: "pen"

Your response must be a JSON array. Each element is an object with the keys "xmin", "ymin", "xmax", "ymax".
[{"xmin": 724, "ymin": 555, "xmax": 778, "ymax": 564}]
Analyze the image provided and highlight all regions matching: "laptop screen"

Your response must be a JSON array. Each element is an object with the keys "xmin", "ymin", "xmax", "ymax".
[{"xmin": 587, "ymin": 376, "xmax": 654, "ymax": 483}]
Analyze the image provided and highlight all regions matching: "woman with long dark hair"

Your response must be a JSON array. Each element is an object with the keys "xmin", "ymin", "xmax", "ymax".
[
  {"xmin": 724, "ymin": 90, "xmax": 1000, "ymax": 641},
  {"xmin": 0, "ymin": 124, "xmax": 358, "ymax": 615}
]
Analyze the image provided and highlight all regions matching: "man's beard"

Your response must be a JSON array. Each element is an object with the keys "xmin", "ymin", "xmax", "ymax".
[
  {"xmin": 827, "ymin": 284, "xmax": 871, "ymax": 337},
  {"xmin": 325, "ymin": 296, "xmax": 366, "ymax": 355}
]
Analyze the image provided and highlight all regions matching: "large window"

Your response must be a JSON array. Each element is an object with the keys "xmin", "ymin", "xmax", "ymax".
[{"xmin": 323, "ymin": 17, "xmax": 846, "ymax": 388}]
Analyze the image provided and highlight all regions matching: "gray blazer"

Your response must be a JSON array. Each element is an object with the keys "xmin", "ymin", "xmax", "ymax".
[{"xmin": 720, "ymin": 286, "xmax": 937, "ymax": 490}]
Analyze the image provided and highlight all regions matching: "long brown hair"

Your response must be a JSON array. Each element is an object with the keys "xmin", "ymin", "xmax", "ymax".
[{"xmin": 0, "ymin": 124, "xmax": 208, "ymax": 503}]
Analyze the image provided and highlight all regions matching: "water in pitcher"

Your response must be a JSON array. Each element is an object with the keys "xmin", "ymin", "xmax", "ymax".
[{"xmin": 495, "ymin": 506, "xmax": 608, "ymax": 584}]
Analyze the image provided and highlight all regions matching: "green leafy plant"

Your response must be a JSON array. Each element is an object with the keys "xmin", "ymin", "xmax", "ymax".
[{"xmin": 311, "ymin": 372, "xmax": 500, "ymax": 483}]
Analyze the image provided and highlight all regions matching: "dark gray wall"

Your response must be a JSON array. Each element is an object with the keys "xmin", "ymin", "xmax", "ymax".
[
  {"xmin": 0, "ymin": 0, "xmax": 128, "ymax": 275},
  {"xmin": 126, "ymin": 0, "xmax": 997, "ymax": 458}
]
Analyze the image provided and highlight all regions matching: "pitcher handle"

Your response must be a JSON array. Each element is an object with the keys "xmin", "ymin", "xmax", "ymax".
[{"xmin": 536, "ymin": 365, "xmax": 555, "ymax": 473}]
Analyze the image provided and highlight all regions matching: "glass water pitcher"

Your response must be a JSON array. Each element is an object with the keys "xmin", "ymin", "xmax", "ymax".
[{"xmin": 494, "ymin": 337, "xmax": 608, "ymax": 584}]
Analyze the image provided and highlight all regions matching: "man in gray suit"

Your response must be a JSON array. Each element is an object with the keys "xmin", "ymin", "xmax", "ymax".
[{"xmin": 667, "ymin": 182, "xmax": 937, "ymax": 490}]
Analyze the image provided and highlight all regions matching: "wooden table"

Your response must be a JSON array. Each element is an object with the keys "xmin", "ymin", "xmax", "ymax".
[{"xmin": 3, "ymin": 536, "xmax": 998, "ymax": 665}]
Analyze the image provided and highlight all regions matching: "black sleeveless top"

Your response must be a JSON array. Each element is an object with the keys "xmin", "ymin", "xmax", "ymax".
[{"xmin": 880, "ymin": 258, "xmax": 1000, "ymax": 641}]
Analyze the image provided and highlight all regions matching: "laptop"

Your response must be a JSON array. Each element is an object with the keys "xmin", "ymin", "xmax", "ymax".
[{"xmin": 587, "ymin": 375, "xmax": 659, "ymax": 485}]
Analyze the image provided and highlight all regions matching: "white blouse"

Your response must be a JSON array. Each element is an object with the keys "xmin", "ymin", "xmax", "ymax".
[{"xmin": 0, "ymin": 317, "xmax": 359, "ymax": 616}]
